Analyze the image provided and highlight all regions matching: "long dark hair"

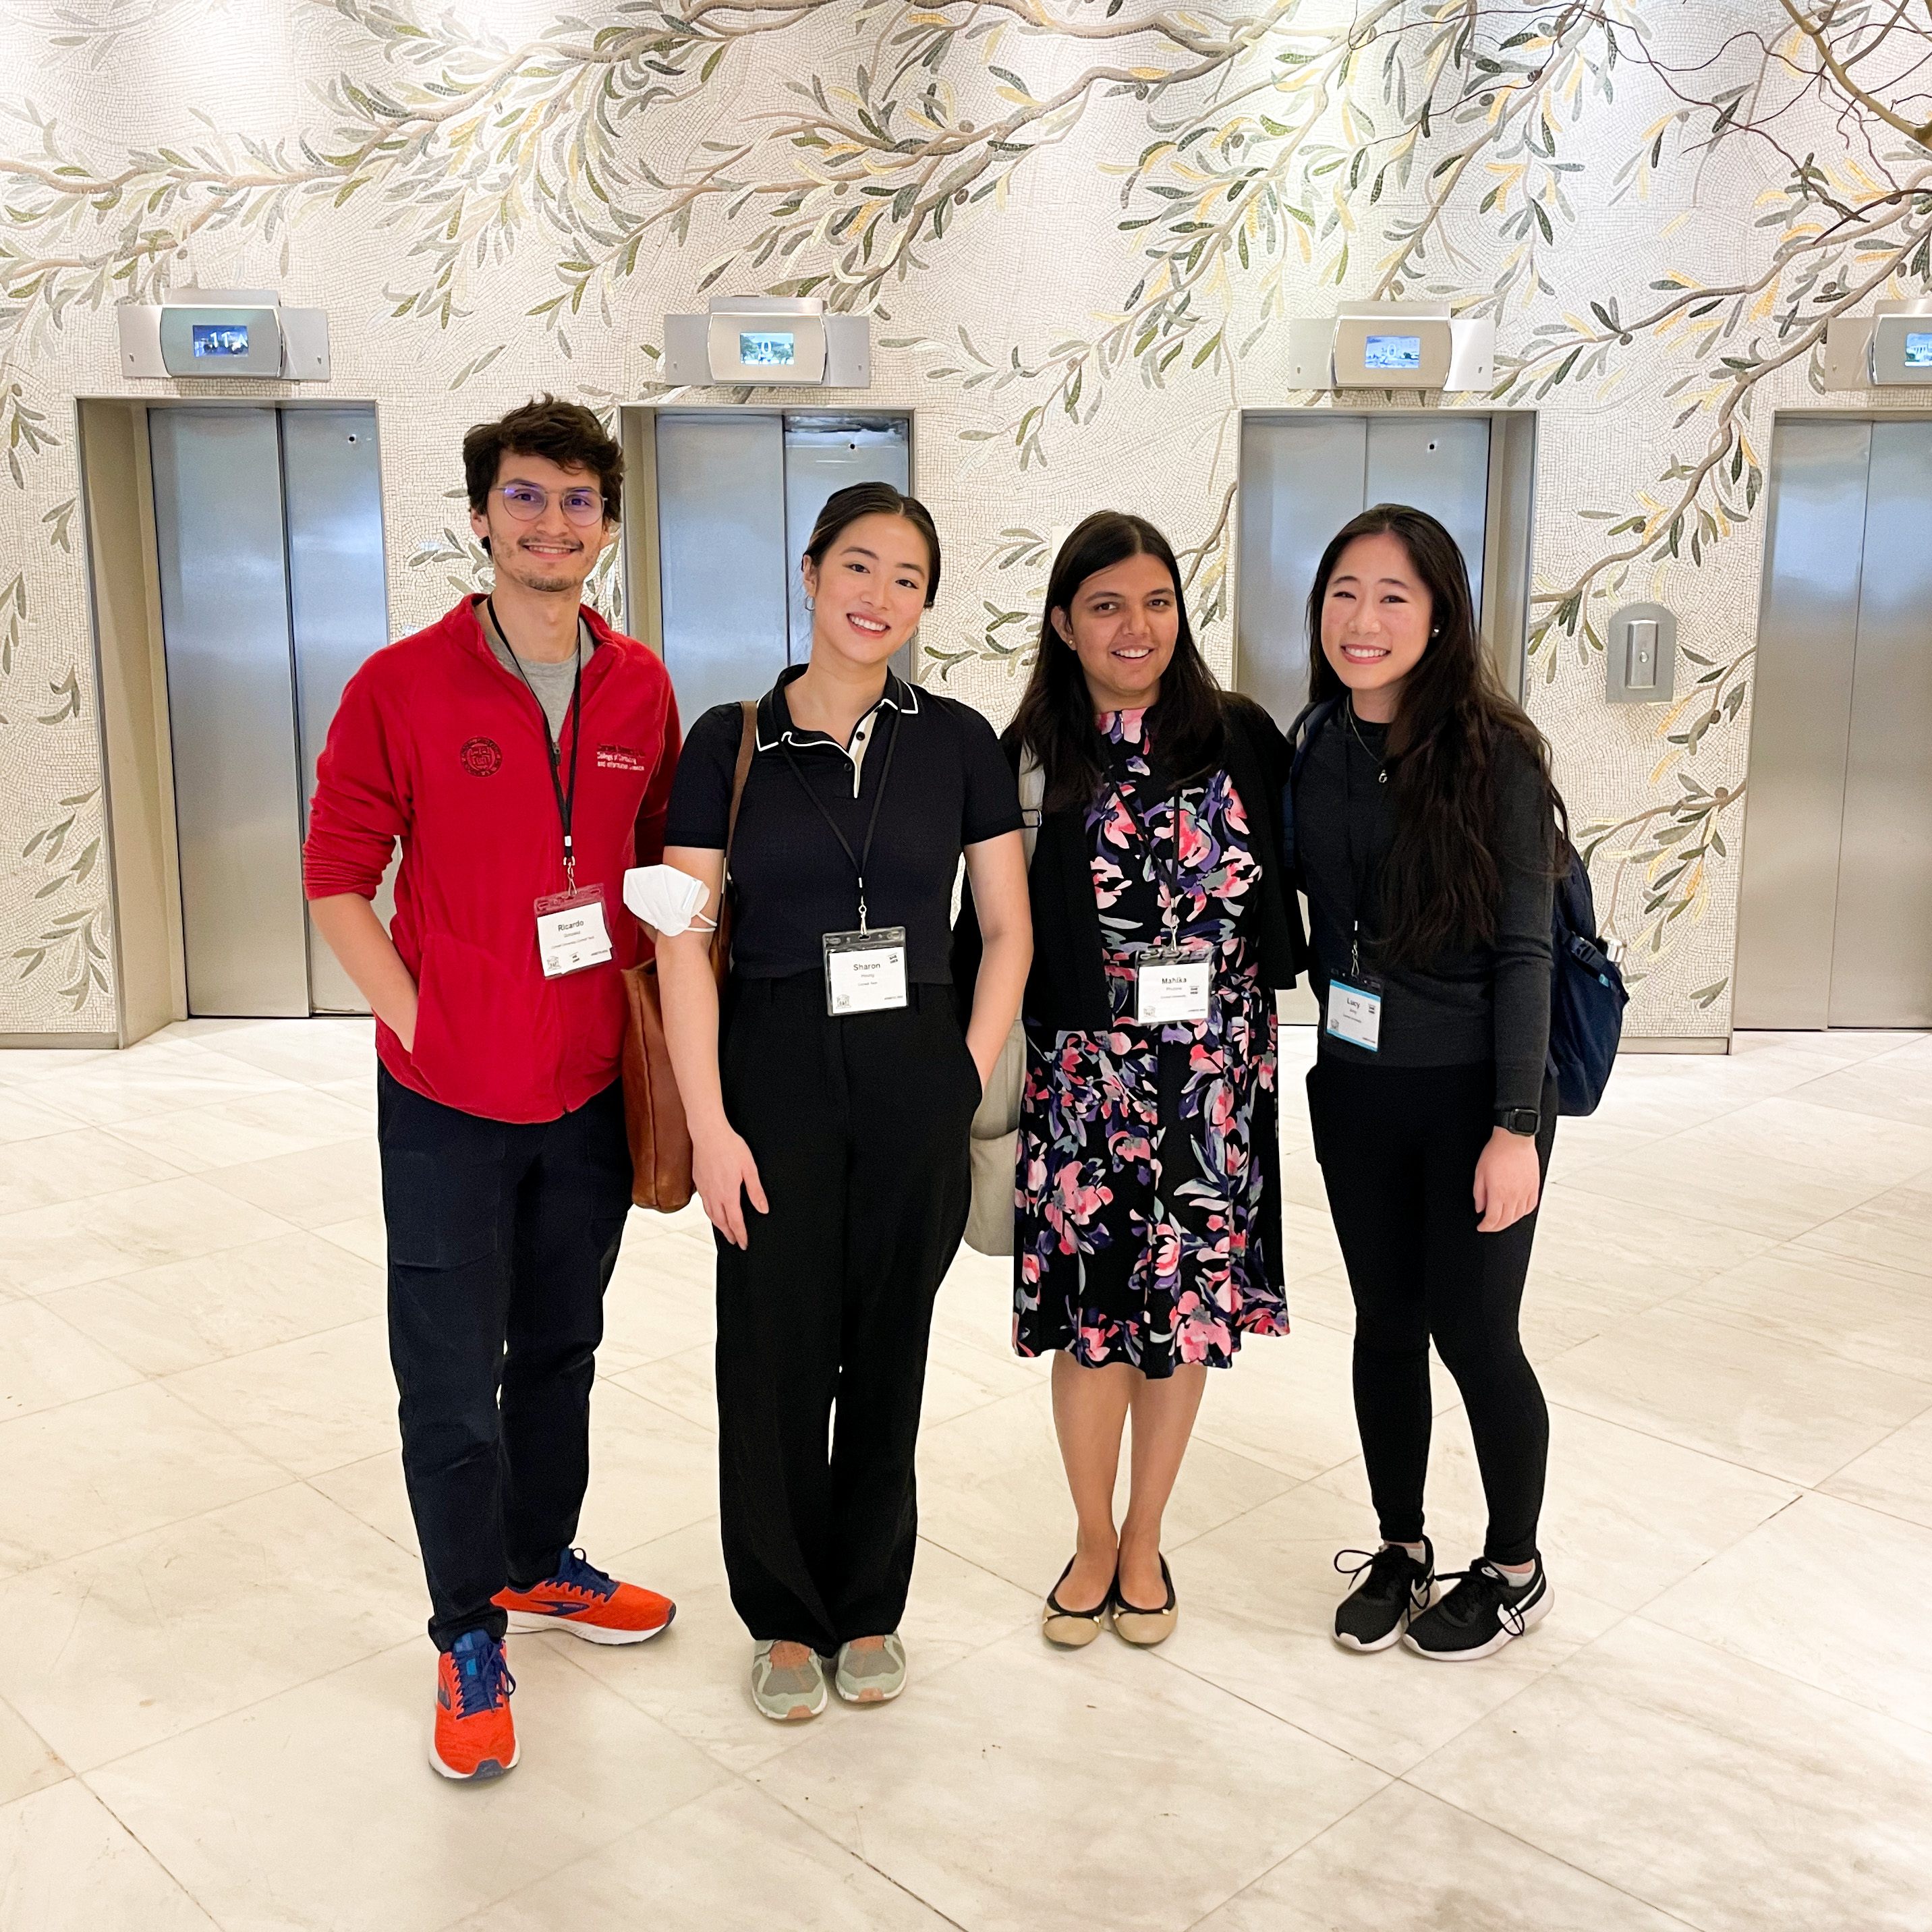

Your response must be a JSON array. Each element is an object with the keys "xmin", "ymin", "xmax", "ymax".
[
  {"xmin": 803, "ymin": 482, "xmax": 942, "ymax": 608},
  {"xmin": 1307, "ymin": 503, "xmax": 1560, "ymax": 964},
  {"xmin": 1013, "ymin": 511, "xmax": 1225, "ymax": 813}
]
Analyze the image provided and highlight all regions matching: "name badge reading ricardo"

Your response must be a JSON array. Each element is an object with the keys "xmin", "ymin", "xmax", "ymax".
[
  {"xmin": 1135, "ymin": 946, "xmax": 1212, "ymax": 1025},
  {"xmin": 1325, "ymin": 975, "xmax": 1384, "ymax": 1051},
  {"xmin": 823, "ymin": 926, "xmax": 909, "ymax": 1016},
  {"xmin": 535, "ymin": 884, "xmax": 613, "ymax": 979}
]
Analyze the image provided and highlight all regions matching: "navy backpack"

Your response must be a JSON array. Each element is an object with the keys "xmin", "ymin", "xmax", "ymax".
[{"xmin": 1284, "ymin": 700, "xmax": 1628, "ymax": 1117}]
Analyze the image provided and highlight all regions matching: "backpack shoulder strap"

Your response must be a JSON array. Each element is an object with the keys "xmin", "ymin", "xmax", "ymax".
[{"xmin": 1286, "ymin": 696, "xmax": 1341, "ymax": 784}]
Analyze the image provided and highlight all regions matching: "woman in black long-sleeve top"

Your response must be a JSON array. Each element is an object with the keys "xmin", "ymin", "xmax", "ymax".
[{"xmin": 1294, "ymin": 504, "xmax": 1562, "ymax": 1664}]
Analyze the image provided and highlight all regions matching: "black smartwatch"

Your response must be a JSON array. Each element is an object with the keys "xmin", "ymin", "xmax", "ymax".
[{"xmin": 1494, "ymin": 1107, "xmax": 1541, "ymax": 1137}]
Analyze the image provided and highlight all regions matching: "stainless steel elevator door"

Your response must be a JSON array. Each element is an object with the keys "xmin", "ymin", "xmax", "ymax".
[
  {"xmin": 1237, "ymin": 414, "xmax": 1492, "ymax": 718},
  {"xmin": 654, "ymin": 411, "xmax": 919, "ymax": 722},
  {"xmin": 1829, "ymin": 423, "xmax": 1932, "ymax": 1025},
  {"xmin": 283, "ymin": 407, "xmax": 391, "ymax": 1013},
  {"xmin": 656, "ymin": 412, "xmax": 789, "ymax": 722},
  {"xmin": 150, "ymin": 407, "xmax": 312, "ymax": 1017},
  {"xmin": 1736, "ymin": 418, "xmax": 1932, "ymax": 1028}
]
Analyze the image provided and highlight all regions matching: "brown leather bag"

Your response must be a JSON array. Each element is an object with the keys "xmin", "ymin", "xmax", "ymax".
[{"xmin": 620, "ymin": 700, "xmax": 756, "ymax": 1211}]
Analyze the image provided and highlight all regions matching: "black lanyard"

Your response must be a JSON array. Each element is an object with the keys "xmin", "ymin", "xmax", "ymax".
[
  {"xmin": 488, "ymin": 598, "xmax": 585, "ymax": 889},
  {"xmin": 1338, "ymin": 700, "xmax": 1388, "ymax": 981},
  {"xmin": 783, "ymin": 697, "xmax": 903, "ymax": 931},
  {"xmin": 1100, "ymin": 735, "xmax": 1198, "ymax": 944}
]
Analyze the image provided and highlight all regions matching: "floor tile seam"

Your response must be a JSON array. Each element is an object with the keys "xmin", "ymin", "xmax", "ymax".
[
  {"xmin": 0, "ymin": 1293, "xmax": 158, "ymax": 1397},
  {"xmin": 58, "ymin": 1767, "xmax": 230, "ymax": 1925},
  {"xmin": 1140, "ymin": 1637, "xmax": 1419, "ymax": 1769},
  {"xmin": 1616, "ymin": 1606, "xmax": 1932, "ymax": 1742},
  {"xmin": 88, "ymin": 1298, "xmax": 397, "ymax": 1387},
  {"xmin": 1626, "ymin": 1289, "xmax": 1932, "ymax": 1389},
  {"xmin": 0, "ymin": 1432, "xmax": 318, "ymax": 1587},
  {"xmin": 95, "ymin": 1117, "xmax": 374, "ymax": 1178},
  {"xmin": 5, "ymin": 1200, "xmax": 313, "ymax": 1295},
  {"xmin": 1552, "ymin": 1164, "xmax": 1895, "ymax": 1239},
  {"xmin": 72, "ymin": 1632, "xmax": 427, "ymax": 1794},
  {"xmin": 1712, "ymin": 1235, "xmax": 1932, "ymax": 1295},
  {"xmin": 1382, "ymin": 1777, "xmax": 1715, "ymax": 1931},
  {"xmin": 0, "ymin": 1471, "xmax": 407, "ymax": 1627},
  {"xmin": 1537, "ymin": 1396, "xmax": 1823, "ymax": 1491},
  {"xmin": 1171, "ymin": 1771, "xmax": 1398, "ymax": 1932}
]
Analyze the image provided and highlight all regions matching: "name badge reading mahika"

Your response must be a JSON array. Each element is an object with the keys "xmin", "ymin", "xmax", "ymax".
[
  {"xmin": 1325, "ymin": 975, "xmax": 1384, "ymax": 1051},
  {"xmin": 823, "ymin": 926, "xmax": 909, "ymax": 1015},
  {"xmin": 535, "ymin": 884, "xmax": 613, "ymax": 979},
  {"xmin": 1134, "ymin": 946, "xmax": 1212, "ymax": 1025}
]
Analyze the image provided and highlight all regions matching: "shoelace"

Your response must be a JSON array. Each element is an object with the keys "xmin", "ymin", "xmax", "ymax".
[
  {"xmin": 1334, "ymin": 1545, "xmax": 1430, "ymax": 1609},
  {"xmin": 550, "ymin": 1546, "xmax": 616, "ymax": 1598},
  {"xmin": 450, "ymin": 1638, "xmax": 515, "ymax": 1720},
  {"xmin": 1429, "ymin": 1560, "xmax": 1534, "ymax": 1637}
]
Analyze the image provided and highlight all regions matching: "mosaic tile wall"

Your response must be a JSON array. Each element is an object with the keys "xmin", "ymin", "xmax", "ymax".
[{"xmin": 0, "ymin": 1, "xmax": 1916, "ymax": 1036}]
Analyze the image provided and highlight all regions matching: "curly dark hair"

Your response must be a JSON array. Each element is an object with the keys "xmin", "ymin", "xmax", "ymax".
[{"xmin": 463, "ymin": 395, "xmax": 623, "ymax": 539}]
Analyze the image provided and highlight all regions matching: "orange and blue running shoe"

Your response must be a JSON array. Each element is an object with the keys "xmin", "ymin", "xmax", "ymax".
[
  {"xmin": 494, "ymin": 1547, "xmax": 676, "ymax": 1646},
  {"xmin": 430, "ymin": 1629, "xmax": 517, "ymax": 1782}
]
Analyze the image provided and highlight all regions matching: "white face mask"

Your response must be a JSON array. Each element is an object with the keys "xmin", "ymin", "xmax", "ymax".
[{"xmin": 622, "ymin": 864, "xmax": 715, "ymax": 936}]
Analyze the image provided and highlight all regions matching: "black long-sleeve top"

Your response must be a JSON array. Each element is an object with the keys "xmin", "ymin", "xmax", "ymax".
[{"xmin": 1296, "ymin": 708, "xmax": 1553, "ymax": 1111}]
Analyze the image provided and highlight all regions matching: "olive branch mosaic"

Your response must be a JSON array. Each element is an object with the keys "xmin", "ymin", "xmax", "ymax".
[{"xmin": 1, "ymin": 0, "xmax": 1926, "ymax": 1017}]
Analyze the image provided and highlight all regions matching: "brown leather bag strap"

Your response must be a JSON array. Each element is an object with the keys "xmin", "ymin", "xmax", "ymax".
[
  {"xmin": 723, "ymin": 699, "xmax": 756, "ymax": 863},
  {"xmin": 707, "ymin": 700, "xmax": 757, "ymax": 973}
]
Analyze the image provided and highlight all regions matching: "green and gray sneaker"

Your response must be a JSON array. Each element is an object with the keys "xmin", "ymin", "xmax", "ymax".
[
  {"xmin": 834, "ymin": 1633, "xmax": 907, "ymax": 1705},
  {"xmin": 750, "ymin": 1641, "xmax": 828, "ymax": 1722}
]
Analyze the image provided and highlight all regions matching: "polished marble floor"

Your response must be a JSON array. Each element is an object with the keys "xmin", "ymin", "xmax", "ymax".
[{"xmin": 0, "ymin": 1019, "xmax": 1929, "ymax": 1931}]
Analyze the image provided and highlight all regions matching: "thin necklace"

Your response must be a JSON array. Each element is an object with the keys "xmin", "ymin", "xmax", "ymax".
[{"xmin": 1344, "ymin": 696, "xmax": 1389, "ymax": 785}]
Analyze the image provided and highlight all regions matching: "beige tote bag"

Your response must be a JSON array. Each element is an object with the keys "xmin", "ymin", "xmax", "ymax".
[{"xmin": 964, "ymin": 750, "xmax": 1042, "ymax": 1257}]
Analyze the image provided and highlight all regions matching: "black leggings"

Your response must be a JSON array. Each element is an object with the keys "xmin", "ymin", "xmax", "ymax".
[{"xmin": 1307, "ymin": 1057, "xmax": 1556, "ymax": 1566}]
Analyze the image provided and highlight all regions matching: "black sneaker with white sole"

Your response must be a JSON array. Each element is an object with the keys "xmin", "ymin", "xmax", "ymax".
[
  {"xmin": 1402, "ymin": 1556, "xmax": 1552, "ymax": 1661},
  {"xmin": 1332, "ymin": 1537, "xmax": 1434, "ymax": 1651}
]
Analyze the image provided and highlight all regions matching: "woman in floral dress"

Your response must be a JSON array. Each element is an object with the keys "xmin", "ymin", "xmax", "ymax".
[{"xmin": 956, "ymin": 511, "xmax": 1305, "ymax": 1647}]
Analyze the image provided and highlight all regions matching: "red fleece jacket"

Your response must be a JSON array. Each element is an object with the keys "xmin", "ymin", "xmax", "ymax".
[{"xmin": 303, "ymin": 596, "xmax": 680, "ymax": 1124}]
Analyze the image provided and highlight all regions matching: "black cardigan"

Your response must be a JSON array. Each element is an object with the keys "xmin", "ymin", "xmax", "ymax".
[{"xmin": 951, "ymin": 693, "xmax": 1306, "ymax": 1032}]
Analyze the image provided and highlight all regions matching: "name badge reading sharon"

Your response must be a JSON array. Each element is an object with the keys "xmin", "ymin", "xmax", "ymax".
[
  {"xmin": 1325, "ymin": 975, "xmax": 1384, "ymax": 1052},
  {"xmin": 1135, "ymin": 946, "xmax": 1212, "ymax": 1025},
  {"xmin": 535, "ymin": 884, "xmax": 613, "ymax": 979},
  {"xmin": 823, "ymin": 926, "xmax": 909, "ymax": 1016}
]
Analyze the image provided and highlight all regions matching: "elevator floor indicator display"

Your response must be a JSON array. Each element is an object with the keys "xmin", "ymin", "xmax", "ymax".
[
  {"xmin": 1906, "ymin": 332, "xmax": 1932, "ymax": 368},
  {"xmin": 1364, "ymin": 333, "xmax": 1422, "ymax": 371},
  {"xmin": 193, "ymin": 324, "xmax": 250, "ymax": 358},
  {"xmin": 739, "ymin": 332, "xmax": 796, "ymax": 367}
]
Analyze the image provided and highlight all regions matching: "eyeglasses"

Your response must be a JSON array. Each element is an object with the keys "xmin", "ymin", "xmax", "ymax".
[{"xmin": 495, "ymin": 483, "xmax": 606, "ymax": 526}]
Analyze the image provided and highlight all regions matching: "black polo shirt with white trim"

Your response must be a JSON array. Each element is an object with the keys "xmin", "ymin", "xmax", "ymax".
[{"xmin": 664, "ymin": 664, "xmax": 1022, "ymax": 984}]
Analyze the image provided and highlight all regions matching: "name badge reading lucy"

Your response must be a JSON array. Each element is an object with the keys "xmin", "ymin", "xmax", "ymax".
[
  {"xmin": 1135, "ymin": 947, "xmax": 1212, "ymax": 1025},
  {"xmin": 823, "ymin": 926, "xmax": 909, "ymax": 1016},
  {"xmin": 1325, "ymin": 975, "xmax": 1384, "ymax": 1051},
  {"xmin": 535, "ymin": 884, "xmax": 613, "ymax": 979}
]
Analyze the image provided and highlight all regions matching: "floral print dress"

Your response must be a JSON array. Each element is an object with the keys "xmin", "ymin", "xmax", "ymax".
[{"xmin": 1013, "ymin": 709, "xmax": 1287, "ymax": 1375}]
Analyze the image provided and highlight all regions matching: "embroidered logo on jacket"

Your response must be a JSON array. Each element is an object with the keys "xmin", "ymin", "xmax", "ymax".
[
  {"xmin": 597, "ymin": 743, "xmax": 650, "ymax": 772},
  {"xmin": 461, "ymin": 737, "xmax": 504, "ymax": 777}
]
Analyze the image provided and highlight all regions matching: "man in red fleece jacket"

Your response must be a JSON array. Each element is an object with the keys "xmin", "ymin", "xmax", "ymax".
[{"xmin": 306, "ymin": 397, "xmax": 681, "ymax": 1782}]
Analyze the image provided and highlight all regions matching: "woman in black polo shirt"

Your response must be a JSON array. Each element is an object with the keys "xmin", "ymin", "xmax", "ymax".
[{"xmin": 656, "ymin": 483, "xmax": 1031, "ymax": 1722}]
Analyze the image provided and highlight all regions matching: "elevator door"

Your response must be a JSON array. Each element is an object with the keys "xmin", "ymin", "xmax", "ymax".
[
  {"xmin": 654, "ymin": 411, "xmax": 913, "ymax": 722},
  {"xmin": 148, "ymin": 405, "xmax": 390, "ymax": 1017},
  {"xmin": 1236, "ymin": 414, "xmax": 1492, "ymax": 720},
  {"xmin": 1734, "ymin": 418, "xmax": 1932, "ymax": 1028}
]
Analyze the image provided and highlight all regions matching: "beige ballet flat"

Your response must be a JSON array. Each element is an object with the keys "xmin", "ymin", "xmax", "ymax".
[
  {"xmin": 1112, "ymin": 1556, "xmax": 1178, "ymax": 1647},
  {"xmin": 1042, "ymin": 1557, "xmax": 1115, "ymax": 1649}
]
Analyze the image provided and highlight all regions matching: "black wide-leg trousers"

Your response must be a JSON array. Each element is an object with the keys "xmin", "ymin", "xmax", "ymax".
[
  {"xmin": 715, "ymin": 973, "xmax": 979, "ymax": 1655},
  {"xmin": 378, "ymin": 1067, "xmax": 634, "ymax": 1649},
  {"xmin": 1307, "ymin": 1058, "xmax": 1557, "ymax": 1566}
]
